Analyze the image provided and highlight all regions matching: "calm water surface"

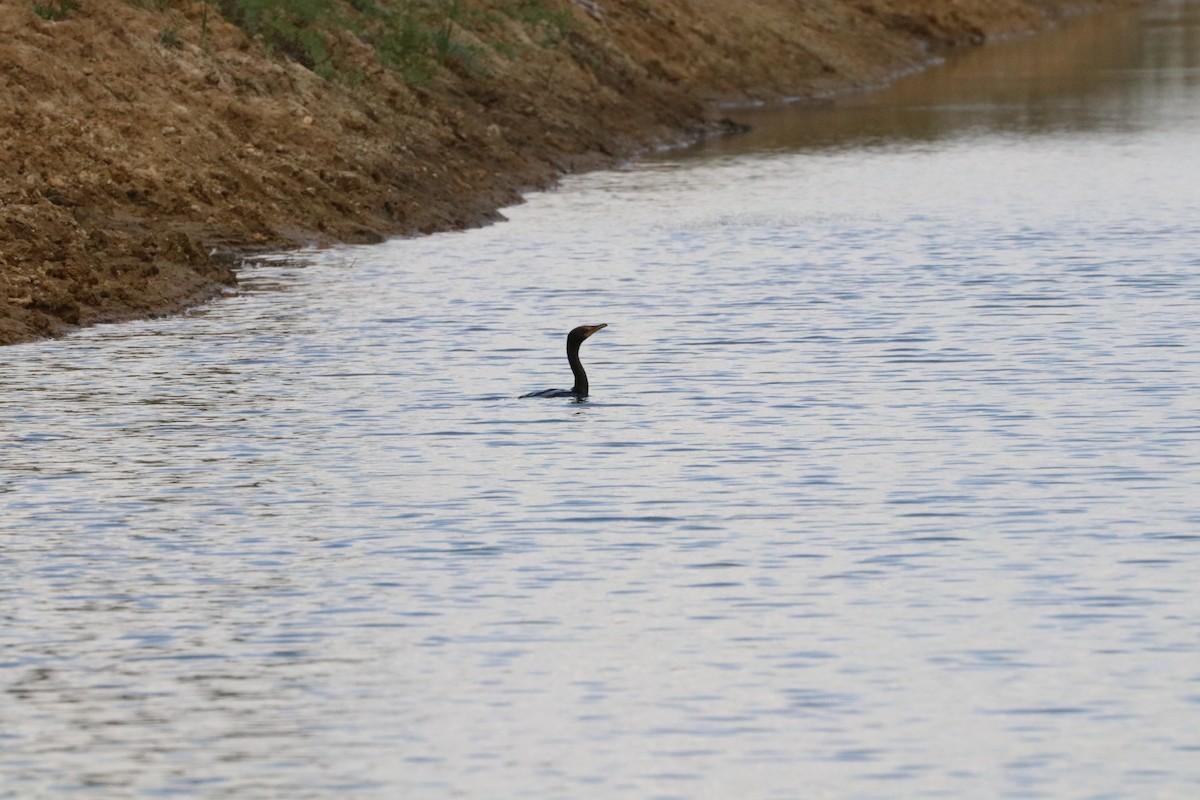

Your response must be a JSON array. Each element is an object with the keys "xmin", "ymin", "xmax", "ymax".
[{"xmin": 4, "ymin": 3, "xmax": 1200, "ymax": 798}]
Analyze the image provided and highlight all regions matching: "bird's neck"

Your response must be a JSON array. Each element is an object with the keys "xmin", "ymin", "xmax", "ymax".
[{"xmin": 568, "ymin": 344, "xmax": 588, "ymax": 396}]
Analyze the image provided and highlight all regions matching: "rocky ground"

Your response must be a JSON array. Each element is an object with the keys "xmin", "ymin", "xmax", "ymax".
[{"xmin": 0, "ymin": 0, "xmax": 1135, "ymax": 344}]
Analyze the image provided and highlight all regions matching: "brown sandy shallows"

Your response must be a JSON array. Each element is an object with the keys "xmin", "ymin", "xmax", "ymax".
[{"xmin": 0, "ymin": 0, "xmax": 1135, "ymax": 345}]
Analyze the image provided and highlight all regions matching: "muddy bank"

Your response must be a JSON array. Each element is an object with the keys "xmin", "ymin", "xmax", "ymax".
[{"xmin": 0, "ymin": 0, "xmax": 1138, "ymax": 345}]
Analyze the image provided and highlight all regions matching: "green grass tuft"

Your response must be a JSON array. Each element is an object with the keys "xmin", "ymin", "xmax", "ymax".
[
  {"xmin": 501, "ymin": 0, "xmax": 573, "ymax": 48},
  {"xmin": 32, "ymin": 0, "xmax": 82, "ymax": 20},
  {"xmin": 159, "ymin": 25, "xmax": 182, "ymax": 48},
  {"xmin": 196, "ymin": 0, "xmax": 569, "ymax": 84},
  {"xmin": 215, "ymin": 0, "xmax": 337, "ymax": 77}
]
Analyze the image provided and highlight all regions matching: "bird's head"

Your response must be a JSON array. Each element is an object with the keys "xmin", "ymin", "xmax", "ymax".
[{"xmin": 568, "ymin": 323, "xmax": 607, "ymax": 346}]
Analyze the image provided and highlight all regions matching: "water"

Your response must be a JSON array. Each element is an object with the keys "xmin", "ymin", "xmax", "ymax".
[{"xmin": 3, "ymin": 3, "xmax": 1200, "ymax": 798}]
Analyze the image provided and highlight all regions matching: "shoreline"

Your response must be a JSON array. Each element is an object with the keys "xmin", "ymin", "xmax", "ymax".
[{"xmin": 0, "ymin": 0, "xmax": 1141, "ymax": 346}]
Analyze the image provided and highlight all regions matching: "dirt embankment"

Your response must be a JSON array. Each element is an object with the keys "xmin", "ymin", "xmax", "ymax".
[{"xmin": 1, "ymin": 0, "xmax": 1136, "ymax": 345}]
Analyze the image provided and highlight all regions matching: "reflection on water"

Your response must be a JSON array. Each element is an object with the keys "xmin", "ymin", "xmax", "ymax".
[
  {"xmin": 692, "ymin": 1, "xmax": 1200, "ymax": 153},
  {"xmin": 3, "ymin": 3, "xmax": 1200, "ymax": 798}
]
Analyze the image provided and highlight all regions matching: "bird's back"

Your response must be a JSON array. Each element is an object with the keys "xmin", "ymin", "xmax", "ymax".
[{"xmin": 519, "ymin": 387, "xmax": 579, "ymax": 399}]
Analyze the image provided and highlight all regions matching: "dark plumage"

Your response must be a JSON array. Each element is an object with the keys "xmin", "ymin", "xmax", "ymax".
[{"xmin": 520, "ymin": 323, "xmax": 607, "ymax": 399}]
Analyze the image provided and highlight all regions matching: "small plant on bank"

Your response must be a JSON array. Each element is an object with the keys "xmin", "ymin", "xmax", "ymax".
[
  {"xmin": 159, "ymin": 25, "xmax": 182, "ymax": 48},
  {"xmin": 214, "ymin": 0, "xmax": 338, "ymax": 78},
  {"xmin": 32, "ymin": 0, "xmax": 81, "ymax": 20},
  {"xmin": 363, "ymin": 0, "xmax": 482, "ymax": 84},
  {"xmin": 501, "ymin": 0, "xmax": 573, "ymax": 48}
]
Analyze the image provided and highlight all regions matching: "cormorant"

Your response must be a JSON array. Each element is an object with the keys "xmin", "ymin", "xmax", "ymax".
[{"xmin": 520, "ymin": 323, "xmax": 607, "ymax": 399}]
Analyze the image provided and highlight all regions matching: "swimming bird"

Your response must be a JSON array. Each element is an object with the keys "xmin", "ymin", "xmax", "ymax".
[{"xmin": 520, "ymin": 323, "xmax": 607, "ymax": 399}]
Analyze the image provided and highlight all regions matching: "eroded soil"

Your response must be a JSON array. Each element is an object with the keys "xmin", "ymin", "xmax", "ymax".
[{"xmin": 0, "ymin": 0, "xmax": 1134, "ymax": 344}]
